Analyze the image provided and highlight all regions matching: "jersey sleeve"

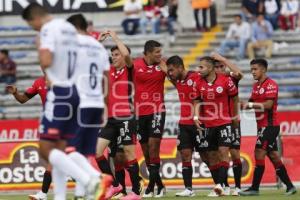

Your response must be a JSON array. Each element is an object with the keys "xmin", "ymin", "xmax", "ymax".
[
  {"xmin": 226, "ymin": 77, "xmax": 238, "ymax": 97},
  {"xmin": 25, "ymin": 80, "xmax": 38, "ymax": 99},
  {"xmin": 265, "ymin": 81, "xmax": 278, "ymax": 100},
  {"xmin": 102, "ymin": 50, "xmax": 110, "ymax": 71},
  {"xmin": 39, "ymin": 24, "xmax": 55, "ymax": 52}
]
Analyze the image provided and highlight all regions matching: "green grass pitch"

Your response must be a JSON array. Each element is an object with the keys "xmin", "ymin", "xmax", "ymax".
[{"xmin": 0, "ymin": 189, "xmax": 299, "ymax": 200}]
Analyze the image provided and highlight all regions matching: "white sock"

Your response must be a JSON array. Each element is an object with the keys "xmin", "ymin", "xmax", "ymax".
[
  {"xmin": 75, "ymin": 181, "xmax": 85, "ymax": 197},
  {"xmin": 49, "ymin": 149, "xmax": 90, "ymax": 186},
  {"xmin": 68, "ymin": 152, "xmax": 100, "ymax": 177},
  {"xmin": 52, "ymin": 167, "xmax": 66, "ymax": 200}
]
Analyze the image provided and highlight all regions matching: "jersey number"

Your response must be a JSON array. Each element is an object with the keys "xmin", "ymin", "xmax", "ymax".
[
  {"xmin": 89, "ymin": 63, "xmax": 98, "ymax": 89},
  {"xmin": 68, "ymin": 51, "xmax": 77, "ymax": 78}
]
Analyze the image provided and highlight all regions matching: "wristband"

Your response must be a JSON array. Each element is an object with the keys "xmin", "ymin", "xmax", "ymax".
[
  {"xmin": 248, "ymin": 102, "xmax": 254, "ymax": 109},
  {"xmin": 193, "ymin": 116, "xmax": 199, "ymax": 121}
]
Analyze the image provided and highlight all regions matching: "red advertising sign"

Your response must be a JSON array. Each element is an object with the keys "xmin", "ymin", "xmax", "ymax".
[{"xmin": 1, "ymin": 136, "xmax": 299, "ymax": 190}]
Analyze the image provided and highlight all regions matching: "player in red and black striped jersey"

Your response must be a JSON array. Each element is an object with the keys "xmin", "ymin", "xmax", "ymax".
[
  {"xmin": 6, "ymin": 77, "xmax": 52, "ymax": 200},
  {"xmin": 240, "ymin": 59, "xmax": 296, "ymax": 196},
  {"xmin": 166, "ymin": 55, "xmax": 208, "ymax": 197},
  {"xmin": 193, "ymin": 56, "xmax": 239, "ymax": 196},
  {"xmin": 6, "ymin": 76, "xmax": 47, "ymax": 105},
  {"xmin": 211, "ymin": 52, "xmax": 244, "ymax": 196},
  {"xmin": 95, "ymin": 31, "xmax": 143, "ymax": 200},
  {"xmin": 126, "ymin": 40, "xmax": 167, "ymax": 198}
]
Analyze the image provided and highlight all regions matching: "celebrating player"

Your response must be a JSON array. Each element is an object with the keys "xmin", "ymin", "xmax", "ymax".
[
  {"xmin": 6, "ymin": 77, "xmax": 52, "ymax": 200},
  {"xmin": 211, "ymin": 52, "xmax": 243, "ymax": 196},
  {"xmin": 166, "ymin": 55, "xmax": 202, "ymax": 197},
  {"xmin": 239, "ymin": 59, "xmax": 296, "ymax": 196},
  {"xmin": 22, "ymin": 3, "xmax": 111, "ymax": 200},
  {"xmin": 95, "ymin": 30, "xmax": 143, "ymax": 200},
  {"xmin": 129, "ymin": 40, "xmax": 167, "ymax": 198},
  {"xmin": 193, "ymin": 56, "xmax": 239, "ymax": 196}
]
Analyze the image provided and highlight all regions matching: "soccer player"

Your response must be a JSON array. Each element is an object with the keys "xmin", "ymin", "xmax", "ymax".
[
  {"xmin": 166, "ymin": 55, "xmax": 202, "ymax": 197},
  {"xmin": 22, "ymin": 3, "xmax": 111, "ymax": 200},
  {"xmin": 193, "ymin": 56, "xmax": 239, "ymax": 196},
  {"xmin": 239, "ymin": 59, "xmax": 297, "ymax": 196},
  {"xmin": 66, "ymin": 14, "xmax": 111, "ymax": 199},
  {"xmin": 130, "ymin": 40, "xmax": 167, "ymax": 198},
  {"xmin": 95, "ymin": 30, "xmax": 143, "ymax": 200},
  {"xmin": 6, "ymin": 77, "xmax": 52, "ymax": 200},
  {"xmin": 211, "ymin": 52, "xmax": 243, "ymax": 196}
]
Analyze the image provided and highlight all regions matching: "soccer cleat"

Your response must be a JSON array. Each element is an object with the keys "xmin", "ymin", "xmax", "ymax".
[
  {"xmin": 239, "ymin": 188, "xmax": 259, "ymax": 196},
  {"xmin": 213, "ymin": 184, "xmax": 224, "ymax": 196},
  {"xmin": 120, "ymin": 192, "xmax": 142, "ymax": 200},
  {"xmin": 285, "ymin": 187, "xmax": 297, "ymax": 196},
  {"xmin": 155, "ymin": 186, "xmax": 166, "ymax": 198},
  {"xmin": 175, "ymin": 189, "xmax": 195, "ymax": 197},
  {"xmin": 207, "ymin": 190, "xmax": 219, "ymax": 197},
  {"xmin": 111, "ymin": 192, "xmax": 126, "ymax": 199},
  {"xmin": 28, "ymin": 191, "xmax": 47, "ymax": 200},
  {"xmin": 96, "ymin": 174, "xmax": 113, "ymax": 200},
  {"xmin": 138, "ymin": 177, "xmax": 145, "ymax": 195},
  {"xmin": 231, "ymin": 187, "xmax": 241, "ymax": 196},
  {"xmin": 105, "ymin": 184, "xmax": 123, "ymax": 199},
  {"xmin": 223, "ymin": 187, "xmax": 230, "ymax": 196},
  {"xmin": 142, "ymin": 188, "xmax": 154, "ymax": 198}
]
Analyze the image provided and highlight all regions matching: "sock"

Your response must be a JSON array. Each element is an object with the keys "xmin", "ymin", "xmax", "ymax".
[
  {"xmin": 149, "ymin": 157, "xmax": 164, "ymax": 189},
  {"xmin": 251, "ymin": 159, "xmax": 265, "ymax": 191},
  {"xmin": 96, "ymin": 155, "xmax": 118, "ymax": 187},
  {"xmin": 69, "ymin": 152, "xmax": 100, "ymax": 177},
  {"xmin": 49, "ymin": 149, "xmax": 90, "ymax": 187},
  {"xmin": 232, "ymin": 159, "xmax": 242, "ymax": 188},
  {"xmin": 75, "ymin": 181, "xmax": 85, "ymax": 197},
  {"xmin": 273, "ymin": 161, "xmax": 294, "ymax": 189},
  {"xmin": 115, "ymin": 164, "xmax": 126, "ymax": 194},
  {"xmin": 146, "ymin": 161, "xmax": 155, "ymax": 191},
  {"xmin": 223, "ymin": 162, "xmax": 229, "ymax": 187},
  {"xmin": 52, "ymin": 167, "xmax": 67, "ymax": 200},
  {"xmin": 126, "ymin": 159, "xmax": 141, "ymax": 195},
  {"xmin": 209, "ymin": 164, "xmax": 220, "ymax": 184},
  {"xmin": 182, "ymin": 162, "xmax": 193, "ymax": 190},
  {"xmin": 41, "ymin": 170, "xmax": 52, "ymax": 193},
  {"xmin": 218, "ymin": 162, "xmax": 229, "ymax": 187}
]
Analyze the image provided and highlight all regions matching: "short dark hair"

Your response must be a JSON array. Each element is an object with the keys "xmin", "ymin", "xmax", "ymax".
[
  {"xmin": 110, "ymin": 45, "xmax": 131, "ymax": 54},
  {"xmin": 67, "ymin": 14, "xmax": 88, "ymax": 31},
  {"xmin": 250, "ymin": 58, "xmax": 268, "ymax": 69},
  {"xmin": 144, "ymin": 40, "xmax": 161, "ymax": 54},
  {"xmin": 0, "ymin": 49, "xmax": 9, "ymax": 56},
  {"xmin": 199, "ymin": 56, "xmax": 216, "ymax": 67},
  {"xmin": 166, "ymin": 55, "xmax": 184, "ymax": 68},
  {"xmin": 22, "ymin": 3, "xmax": 48, "ymax": 21},
  {"xmin": 234, "ymin": 14, "xmax": 242, "ymax": 19}
]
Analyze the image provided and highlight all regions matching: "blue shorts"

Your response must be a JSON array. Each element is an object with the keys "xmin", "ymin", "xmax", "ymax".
[
  {"xmin": 39, "ymin": 85, "xmax": 79, "ymax": 141},
  {"xmin": 68, "ymin": 108, "xmax": 104, "ymax": 156}
]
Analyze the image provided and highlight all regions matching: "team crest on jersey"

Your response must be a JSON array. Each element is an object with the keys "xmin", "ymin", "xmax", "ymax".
[
  {"xmin": 155, "ymin": 66, "xmax": 162, "ymax": 71},
  {"xmin": 187, "ymin": 79, "xmax": 193, "ymax": 86},
  {"xmin": 259, "ymin": 88, "xmax": 265, "ymax": 94},
  {"xmin": 216, "ymin": 86, "xmax": 223, "ymax": 93}
]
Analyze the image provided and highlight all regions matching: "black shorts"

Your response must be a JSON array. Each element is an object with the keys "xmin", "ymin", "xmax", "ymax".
[
  {"xmin": 196, "ymin": 125, "xmax": 209, "ymax": 152},
  {"xmin": 177, "ymin": 124, "xmax": 201, "ymax": 151},
  {"xmin": 206, "ymin": 124, "xmax": 232, "ymax": 151},
  {"xmin": 99, "ymin": 117, "xmax": 137, "ymax": 147},
  {"xmin": 230, "ymin": 123, "xmax": 241, "ymax": 150},
  {"xmin": 137, "ymin": 112, "xmax": 166, "ymax": 144},
  {"xmin": 256, "ymin": 126, "xmax": 279, "ymax": 152}
]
